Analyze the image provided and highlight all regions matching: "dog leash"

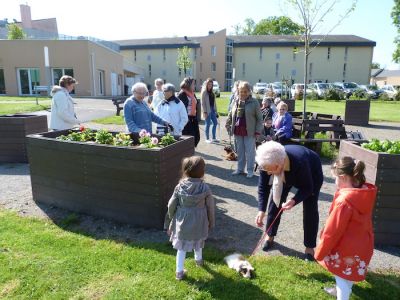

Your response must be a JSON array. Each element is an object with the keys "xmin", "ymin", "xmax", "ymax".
[{"xmin": 250, "ymin": 208, "xmax": 284, "ymax": 256}]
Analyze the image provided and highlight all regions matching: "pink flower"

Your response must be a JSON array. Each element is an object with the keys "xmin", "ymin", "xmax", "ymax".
[
  {"xmin": 146, "ymin": 132, "xmax": 151, "ymax": 137},
  {"xmin": 151, "ymin": 137, "xmax": 159, "ymax": 145},
  {"xmin": 139, "ymin": 129, "xmax": 147, "ymax": 137}
]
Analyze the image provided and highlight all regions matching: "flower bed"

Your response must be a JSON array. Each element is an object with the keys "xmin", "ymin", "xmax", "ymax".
[
  {"xmin": 26, "ymin": 128, "xmax": 195, "ymax": 229},
  {"xmin": 339, "ymin": 140, "xmax": 400, "ymax": 246},
  {"xmin": 0, "ymin": 114, "xmax": 48, "ymax": 163}
]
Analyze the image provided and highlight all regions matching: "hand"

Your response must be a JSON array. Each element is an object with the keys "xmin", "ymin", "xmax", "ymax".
[
  {"xmin": 282, "ymin": 199, "xmax": 295, "ymax": 211},
  {"xmin": 255, "ymin": 211, "xmax": 265, "ymax": 227},
  {"xmin": 166, "ymin": 123, "xmax": 174, "ymax": 132}
]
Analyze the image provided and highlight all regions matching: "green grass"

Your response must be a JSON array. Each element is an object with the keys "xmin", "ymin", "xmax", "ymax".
[
  {"xmin": 0, "ymin": 96, "xmax": 50, "ymax": 102},
  {"xmin": 93, "ymin": 114, "xmax": 125, "ymax": 125},
  {"xmin": 0, "ymin": 103, "xmax": 50, "ymax": 115},
  {"xmin": 0, "ymin": 210, "xmax": 398, "ymax": 299}
]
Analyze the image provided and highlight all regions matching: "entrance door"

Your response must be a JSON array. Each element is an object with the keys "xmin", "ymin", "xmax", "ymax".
[{"xmin": 17, "ymin": 68, "xmax": 40, "ymax": 95}]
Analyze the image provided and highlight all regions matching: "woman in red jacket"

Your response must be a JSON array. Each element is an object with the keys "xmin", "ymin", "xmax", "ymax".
[{"xmin": 315, "ymin": 157, "xmax": 377, "ymax": 300}]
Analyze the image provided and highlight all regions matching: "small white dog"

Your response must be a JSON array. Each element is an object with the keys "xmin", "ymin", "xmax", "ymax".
[{"xmin": 224, "ymin": 253, "xmax": 255, "ymax": 278}]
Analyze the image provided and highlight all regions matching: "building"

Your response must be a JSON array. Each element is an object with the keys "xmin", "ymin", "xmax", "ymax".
[
  {"xmin": 117, "ymin": 30, "xmax": 376, "ymax": 91},
  {"xmin": 371, "ymin": 69, "xmax": 400, "ymax": 87}
]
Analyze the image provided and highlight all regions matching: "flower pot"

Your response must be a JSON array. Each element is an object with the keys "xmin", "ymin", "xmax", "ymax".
[
  {"xmin": 344, "ymin": 100, "xmax": 370, "ymax": 126},
  {"xmin": 26, "ymin": 130, "xmax": 195, "ymax": 229},
  {"xmin": 0, "ymin": 114, "xmax": 48, "ymax": 162},
  {"xmin": 283, "ymin": 99, "xmax": 296, "ymax": 112},
  {"xmin": 339, "ymin": 140, "xmax": 400, "ymax": 246}
]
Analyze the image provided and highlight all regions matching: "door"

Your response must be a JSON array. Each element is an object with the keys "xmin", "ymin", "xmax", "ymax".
[
  {"xmin": 17, "ymin": 68, "xmax": 40, "ymax": 95},
  {"xmin": 111, "ymin": 72, "xmax": 118, "ymax": 96}
]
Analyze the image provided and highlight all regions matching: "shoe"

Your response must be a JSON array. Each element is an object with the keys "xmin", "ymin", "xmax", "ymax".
[
  {"xmin": 323, "ymin": 286, "xmax": 337, "ymax": 297},
  {"xmin": 232, "ymin": 170, "xmax": 243, "ymax": 175},
  {"xmin": 262, "ymin": 240, "xmax": 274, "ymax": 251},
  {"xmin": 246, "ymin": 172, "xmax": 254, "ymax": 178},
  {"xmin": 195, "ymin": 259, "xmax": 204, "ymax": 267},
  {"xmin": 304, "ymin": 253, "xmax": 315, "ymax": 262},
  {"xmin": 211, "ymin": 139, "xmax": 219, "ymax": 143},
  {"xmin": 175, "ymin": 269, "xmax": 187, "ymax": 280},
  {"xmin": 205, "ymin": 139, "xmax": 212, "ymax": 143}
]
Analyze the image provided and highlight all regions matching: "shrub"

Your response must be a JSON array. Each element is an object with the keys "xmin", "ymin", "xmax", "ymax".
[
  {"xmin": 353, "ymin": 88, "xmax": 366, "ymax": 99},
  {"xmin": 379, "ymin": 93, "xmax": 391, "ymax": 101},
  {"xmin": 306, "ymin": 91, "xmax": 319, "ymax": 100},
  {"xmin": 324, "ymin": 88, "xmax": 343, "ymax": 101}
]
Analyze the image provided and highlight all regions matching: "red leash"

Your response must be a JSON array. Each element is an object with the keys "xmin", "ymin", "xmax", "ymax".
[{"xmin": 251, "ymin": 208, "xmax": 284, "ymax": 256}]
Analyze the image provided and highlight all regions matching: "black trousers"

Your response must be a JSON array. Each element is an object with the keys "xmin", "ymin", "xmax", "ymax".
[
  {"xmin": 182, "ymin": 116, "xmax": 200, "ymax": 147},
  {"xmin": 266, "ymin": 185, "xmax": 320, "ymax": 248}
]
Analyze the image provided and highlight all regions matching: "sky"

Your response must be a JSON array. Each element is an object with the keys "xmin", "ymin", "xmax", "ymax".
[{"xmin": 2, "ymin": 0, "xmax": 398, "ymax": 69}]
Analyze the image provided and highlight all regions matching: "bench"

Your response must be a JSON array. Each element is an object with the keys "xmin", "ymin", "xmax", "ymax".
[
  {"xmin": 112, "ymin": 96, "xmax": 127, "ymax": 116},
  {"xmin": 33, "ymin": 85, "xmax": 49, "ymax": 94}
]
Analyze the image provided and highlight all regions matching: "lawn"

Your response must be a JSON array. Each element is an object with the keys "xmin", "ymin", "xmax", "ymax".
[
  {"xmin": 0, "ymin": 103, "xmax": 50, "ymax": 115},
  {"xmin": 0, "ymin": 210, "xmax": 398, "ymax": 299},
  {"xmin": 0, "ymin": 96, "xmax": 50, "ymax": 102}
]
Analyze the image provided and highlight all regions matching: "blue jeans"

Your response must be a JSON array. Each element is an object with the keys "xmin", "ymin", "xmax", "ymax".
[
  {"xmin": 234, "ymin": 135, "xmax": 256, "ymax": 174},
  {"xmin": 205, "ymin": 109, "xmax": 218, "ymax": 140}
]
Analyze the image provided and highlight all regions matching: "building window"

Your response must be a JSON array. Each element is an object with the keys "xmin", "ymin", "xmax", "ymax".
[
  {"xmin": 17, "ymin": 68, "xmax": 40, "ymax": 95},
  {"xmin": 52, "ymin": 68, "xmax": 74, "ymax": 86},
  {"xmin": 134, "ymin": 50, "xmax": 137, "ymax": 61},
  {"xmin": 309, "ymin": 62, "xmax": 313, "ymax": 77},
  {"xmin": 194, "ymin": 48, "xmax": 197, "ymax": 60},
  {"xmin": 200, "ymin": 62, "xmax": 202, "ymax": 72},
  {"xmin": 148, "ymin": 64, "xmax": 151, "ymax": 77},
  {"xmin": 147, "ymin": 55, "xmax": 151, "ymax": 61},
  {"xmin": 344, "ymin": 47, "xmax": 348, "ymax": 61},
  {"xmin": 343, "ymin": 63, "xmax": 347, "ymax": 78},
  {"xmin": 242, "ymin": 63, "xmax": 246, "ymax": 76},
  {"xmin": 211, "ymin": 46, "xmax": 216, "ymax": 57},
  {"xmin": 211, "ymin": 62, "xmax": 216, "ymax": 72},
  {"xmin": 163, "ymin": 49, "xmax": 166, "ymax": 62},
  {"xmin": 259, "ymin": 47, "xmax": 263, "ymax": 60},
  {"xmin": 0, "ymin": 69, "xmax": 5, "ymax": 94},
  {"xmin": 275, "ymin": 53, "xmax": 280, "ymax": 60},
  {"xmin": 275, "ymin": 63, "xmax": 279, "ymax": 77},
  {"xmin": 327, "ymin": 47, "xmax": 331, "ymax": 60}
]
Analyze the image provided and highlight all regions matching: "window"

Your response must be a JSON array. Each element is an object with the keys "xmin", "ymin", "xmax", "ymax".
[
  {"xmin": 327, "ymin": 47, "xmax": 331, "ymax": 60},
  {"xmin": 163, "ymin": 49, "xmax": 166, "ymax": 62},
  {"xmin": 211, "ymin": 46, "xmax": 216, "ymax": 57},
  {"xmin": 242, "ymin": 63, "xmax": 246, "ymax": 76},
  {"xmin": 148, "ymin": 64, "xmax": 152, "ymax": 77},
  {"xmin": 344, "ymin": 47, "xmax": 348, "ymax": 61},
  {"xmin": 200, "ymin": 62, "xmax": 202, "ymax": 72},
  {"xmin": 259, "ymin": 47, "xmax": 263, "ymax": 60},
  {"xmin": 343, "ymin": 63, "xmax": 347, "ymax": 78},
  {"xmin": 275, "ymin": 63, "xmax": 279, "ymax": 77},
  {"xmin": 52, "ymin": 68, "xmax": 74, "ymax": 86},
  {"xmin": 211, "ymin": 62, "xmax": 216, "ymax": 72},
  {"xmin": 147, "ymin": 55, "xmax": 151, "ymax": 61},
  {"xmin": 17, "ymin": 68, "xmax": 40, "ymax": 95},
  {"xmin": 0, "ymin": 69, "xmax": 5, "ymax": 94},
  {"xmin": 275, "ymin": 53, "xmax": 280, "ymax": 60},
  {"xmin": 134, "ymin": 50, "xmax": 137, "ymax": 61},
  {"xmin": 194, "ymin": 48, "xmax": 197, "ymax": 60},
  {"xmin": 309, "ymin": 62, "xmax": 313, "ymax": 77}
]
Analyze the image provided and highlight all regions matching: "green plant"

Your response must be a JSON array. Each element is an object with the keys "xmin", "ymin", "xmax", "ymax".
[
  {"xmin": 159, "ymin": 133, "xmax": 176, "ymax": 146},
  {"xmin": 361, "ymin": 139, "xmax": 400, "ymax": 154},
  {"xmin": 306, "ymin": 91, "xmax": 319, "ymax": 100},
  {"xmin": 379, "ymin": 93, "xmax": 391, "ymax": 101},
  {"xmin": 323, "ymin": 88, "xmax": 343, "ymax": 101},
  {"xmin": 95, "ymin": 129, "xmax": 114, "ymax": 145},
  {"xmin": 113, "ymin": 132, "xmax": 132, "ymax": 147}
]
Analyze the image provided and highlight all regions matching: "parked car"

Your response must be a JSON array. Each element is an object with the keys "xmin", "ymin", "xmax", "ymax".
[
  {"xmin": 381, "ymin": 84, "xmax": 398, "ymax": 99},
  {"xmin": 213, "ymin": 81, "xmax": 220, "ymax": 97},
  {"xmin": 333, "ymin": 82, "xmax": 360, "ymax": 98},
  {"xmin": 359, "ymin": 85, "xmax": 384, "ymax": 99},
  {"xmin": 266, "ymin": 82, "xmax": 282, "ymax": 97},
  {"xmin": 308, "ymin": 83, "xmax": 330, "ymax": 97},
  {"xmin": 253, "ymin": 82, "xmax": 268, "ymax": 95},
  {"xmin": 291, "ymin": 83, "xmax": 304, "ymax": 98}
]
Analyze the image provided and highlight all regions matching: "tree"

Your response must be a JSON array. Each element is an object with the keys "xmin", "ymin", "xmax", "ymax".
[
  {"xmin": 391, "ymin": 0, "xmax": 400, "ymax": 63},
  {"xmin": 253, "ymin": 16, "xmax": 304, "ymax": 35},
  {"xmin": 232, "ymin": 18, "xmax": 256, "ymax": 35},
  {"xmin": 176, "ymin": 46, "xmax": 192, "ymax": 77},
  {"xmin": 371, "ymin": 62, "xmax": 381, "ymax": 69},
  {"xmin": 7, "ymin": 23, "xmax": 26, "ymax": 40},
  {"xmin": 284, "ymin": 0, "xmax": 357, "ymax": 116}
]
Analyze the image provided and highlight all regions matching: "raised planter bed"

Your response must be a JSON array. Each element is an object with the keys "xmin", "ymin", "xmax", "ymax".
[
  {"xmin": 344, "ymin": 100, "xmax": 370, "ymax": 126},
  {"xmin": 283, "ymin": 99, "xmax": 295, "ymax": 112},
  {"xmin": 0, "ymin": 114, "xmax": 48, "ymax": 163},
  {"xmin": 26, "ymin": 130, "xmax": 195, "ymax": 229},
  {"xmin": 339, "ymin": 140, "xmax": 400, "ymax": 246}
]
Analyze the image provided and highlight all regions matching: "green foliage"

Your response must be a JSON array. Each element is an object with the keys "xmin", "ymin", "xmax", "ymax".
[
  {"xmin": 7, "ymin": 23, "xmax": 26, "ymax": 40},
  {"xmin": 176, "ymin": 46, "xmax": 192, "ymax": 77},
  {"xmin": 306, "ymin": 90, "xmax": 319, "ymax": 100},
  {"xmin": 113, "ymin": 132, "xmax": 132, "ymax": 147},
  {"xmin": 95, "ymin": 129, "xmax": 114, "ymax": 145},
  {"xmin": 379, "ymin": 93, "xmax": 391, "ymax": 101},
  {"xmin": 371, "ymin": 62, "xmax": 381, "ymax": 69},
  {"xmin": 159, "ymin": 133, "xmax": 176, "ymax": 146},
  {"xmin": 323, "ymin": 88, "xmax": 344, "ymax": 101},
  {"xmin": 253, "ymin": 16, "xmax": 304, "ymax": 35},
  {"xmin": 361, "ymin": 139, "xmax": 400, "ymax": 154},
  {"xmin": 314, "ymin": 133, "xmax": 338, "ymax": 159},
  {"xmin": 352, "ymin": 88, "xmax": 367, "ymax": 99},
  {"xmin": 392, "ymin": 0, "xmax": 400, "ymax": 62},
  {"xmin": 56, "ymin": 128, "xmax": 95, "ymax": 142}
]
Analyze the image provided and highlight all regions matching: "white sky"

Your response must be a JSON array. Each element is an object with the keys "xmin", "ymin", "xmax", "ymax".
[{"xmin": 2, "ymin": 0, "xmax": 398, "ymax": 68}]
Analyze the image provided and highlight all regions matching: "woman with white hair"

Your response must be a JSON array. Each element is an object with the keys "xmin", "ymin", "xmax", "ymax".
[
  {"xmin": 254, "ymin": 141, "xmax": 323, "ymax": 261},
  {"xmin": 151, "ymin": 78, "xmax": 164, "ymax": 110},
  {"xmin": 272, "ymin": 101, "xmax": 292, "ymax": 143}
]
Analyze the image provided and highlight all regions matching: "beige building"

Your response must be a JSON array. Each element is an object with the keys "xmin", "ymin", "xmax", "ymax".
[
  {"xmin": 371, "ymin": 69, "xmax": 400, "ymax": 87},
  {"xmin": 0, "ymin": 39, "xmax": 143, "ymax": 96}
]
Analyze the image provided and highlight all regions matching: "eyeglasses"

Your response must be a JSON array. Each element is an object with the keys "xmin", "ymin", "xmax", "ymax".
[{"xmin": 133, "ymin": 91, "xmax": 148, "ymax": 96}]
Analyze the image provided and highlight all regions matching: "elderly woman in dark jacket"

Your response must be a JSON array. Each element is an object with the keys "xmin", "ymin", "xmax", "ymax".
[{"xmin": 178, "ymin": 77, "xmax": 201, "ymax": 147}]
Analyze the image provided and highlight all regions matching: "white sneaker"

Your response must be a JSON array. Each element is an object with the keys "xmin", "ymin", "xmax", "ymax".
[
  {"xmin": 246, "ymin": 172, "xmax": 254, "ymax": 178},
  {"xmin": 211, "ymin": 139, "xmax": 219, "ymax": 143},
  {"xmin": 232, "ymin": 170, "xmax": 243, "ymax": 175},
  {"xmin": 205, "ymin": 139, "xmax": 212, "ymax": 143}
]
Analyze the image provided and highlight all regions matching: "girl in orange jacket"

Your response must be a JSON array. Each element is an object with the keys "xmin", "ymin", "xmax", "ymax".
[{"xmin": 315, "ymin": 156, "xmax": 377, "ymax": 300}]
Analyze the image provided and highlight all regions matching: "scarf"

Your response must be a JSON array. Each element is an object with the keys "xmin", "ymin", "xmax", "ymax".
[
  {"xmin": 268, "ymin": 171, "xmax": 285, "ymax": 207},
  {"xmin": 183, "ymin": 88, "xmax": 197, "ymax": 116},
  {"xmin": 236, "ymin": 100, "xmax": 246, "ymax": 118}
]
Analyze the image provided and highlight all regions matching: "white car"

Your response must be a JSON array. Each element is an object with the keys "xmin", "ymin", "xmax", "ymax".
[
  {"xmin": 253, "ymin": 82, "xmax": 268, "ymax": 94},
  {"xmin": 308, "ymin": 83, "xmax": 330, "ymax": 97},
  {"xmin": 291, "ymin": 83, "xmax": 305, "ymax": 97},
  {"xmin": 213, "ymin": 81, "xmax": 220, "ymax": 97},
  {"xmin": 381, "ymin": 85, "xmax": 398, "ymax": 99},
  {"xmin": 266, "ymin": 82, "xmax": 282, "ymax": 97}
]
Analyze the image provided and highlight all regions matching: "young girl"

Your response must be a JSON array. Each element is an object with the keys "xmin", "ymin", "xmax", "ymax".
[
  {"xmin": 315, "ymin": 157, "xmax": 377, "ymax": 300},
  {"xmin": 165, "ymin": 156, "xmax": 215, "ymax": 280}
]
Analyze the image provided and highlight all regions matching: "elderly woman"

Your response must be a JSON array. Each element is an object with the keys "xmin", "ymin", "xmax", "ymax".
[
  {"xmin": 272, "ymin": 101, "xmax": 292, "ymax": 143},
  {"xmin": 154, "ymin": 83, "xmax": 188, "ymax": 135},
  {"xmin": 151, "ymin": 78, "xmax": 164, "ymax": 110},
  {"xmin": 261, "ymin": 97, "xmax": 275, "ymax": 120},
  {"xmin": 255, "ymin": 141, "xmax": 323, "ymax": 261},
  {"xmin": 50, "ymin": 75, "xmax": 80, "ymax": 130},
  {"xmin": 226, "ymin": 81, "xmax": 263, "ymax": 178},
  {"xmin": 178, "ymin": 77, "xmax": 201, "ymax": 147},
  {"xmin": 201, "ymin": 78, "xmax": 218, "ymax": 143},
  {"xmin": 124, "ymin": 82, "xmax": 171, "ymax": 134}
]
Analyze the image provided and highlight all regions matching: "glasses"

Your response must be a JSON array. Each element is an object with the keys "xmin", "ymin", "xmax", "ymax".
[{"xmin": 134, "ymin": 91, "xmax": 148, "ymax": 96}]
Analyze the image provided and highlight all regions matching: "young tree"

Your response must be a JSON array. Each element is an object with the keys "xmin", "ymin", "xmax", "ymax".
[
  {"xmin": 371, "ymin": 62, "xmax": 381, "ymax": 69},
  {"xmin": 253, "ymin": 16, "xmax": 304, "ymax": 35},
  {"xmin": 231, "ymin": 18, "xmax": 256, "ymax": 35},
  {"xmin": 284, "ymin": 0, "xmax": 357, "ymax": 116},
  {"xmin": 7, "ymin": 23, "xmax": 26, "ymax": 40},
  {"xmin": 176, "ymin": 46, "xmax": 193, "ymax": 77},
  {"xmin": 391, "ymin": 0, "xmax": 400, "ymax": 63}
]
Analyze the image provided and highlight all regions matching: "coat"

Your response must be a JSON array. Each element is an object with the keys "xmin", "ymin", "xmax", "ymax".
[
  {"xmin": 226, "ymin": 97, "xmax": 263, "ymax": 136},
  {"xmin": 315, "ymin": 183, "xmax": 377, "ymax": 282},
  {"xmin": 154, "ymin": 96, "xmax": 188, "ymax": 135},
  {"xmin": 49, "ymin": 86, "xmax": 79, "ymax": 130},
  {"xmin": 201, "ymin": 89, "xmax": 218, "ymax": 115},
  {"xmin": 165, "ymin": 178, "xmax": 215, "ymax": 241}
]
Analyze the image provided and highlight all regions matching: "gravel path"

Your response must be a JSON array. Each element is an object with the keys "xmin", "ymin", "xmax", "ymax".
[{"xmin": 0, "ymin": 117, "xmax": 399, "ymax": 271}]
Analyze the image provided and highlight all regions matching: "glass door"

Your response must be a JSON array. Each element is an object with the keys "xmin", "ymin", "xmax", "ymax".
[{"xmin": 18, "ymin": 68, "xmax": 40, "ymax": 95}]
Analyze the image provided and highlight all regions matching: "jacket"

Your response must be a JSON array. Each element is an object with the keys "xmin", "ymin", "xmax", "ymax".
[
  {"xmin": 165, "ymin": 178, "xmax": 215, "ymax": 241},
  {"xmin": 49, "ymin": 86, "xmax": 79, "ymax": 130},
  {"xmin": 315, "ymin": 183, "xmax": 377, "ymax": 281},
  {"xmin": 226, "ymin": 97, "xmax": 263, "ymax": 137},
  {"xmin": 154, "ymin": 96, "xmax": 188, "ymax": 135},
  {"xmin": 201, "ymin": 89, "xmax": 218, "ymax": 115},
  {"xmin": 177, "ymin": 91, "xmax": 202, "ymax": 121},
  {"xmin": 272, "ymin": 111, "xmax": 293, "ymax": 138}
]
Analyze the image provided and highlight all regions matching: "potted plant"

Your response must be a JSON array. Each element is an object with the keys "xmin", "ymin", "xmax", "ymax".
[
  {"xmin": 339, "ymin": 139, "xmax": 400, "ymax": 246},
  {"xmin": 27, "ymin": 128, "xmax": 195, "ymax": 229}
]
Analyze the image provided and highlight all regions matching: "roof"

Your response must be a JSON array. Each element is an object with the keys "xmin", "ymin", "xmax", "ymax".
[
  {"xmin": 371, "ymin": 69, "xmax": 384, "ymax": 77},
  {"xmin": 116, "ymin": 37, "xmax": 201, "ymax": 50},
  {"xmin": 375, "ymin": 69, "xmax": 400, "ymax": 78}
]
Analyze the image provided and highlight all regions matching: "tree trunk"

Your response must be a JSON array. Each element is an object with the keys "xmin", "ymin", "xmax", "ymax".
[{"xmin": 303, "ymin": 33, "xmax": 308, "ymax": 117}]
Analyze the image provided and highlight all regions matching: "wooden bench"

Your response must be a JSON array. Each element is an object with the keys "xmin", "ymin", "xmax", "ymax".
[{"xmin": 112, "ymin": 96, "xmax": 127, "ymax": 116}]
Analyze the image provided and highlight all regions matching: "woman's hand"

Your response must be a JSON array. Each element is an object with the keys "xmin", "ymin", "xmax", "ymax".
[
  {"xmin": 255, "ymin": 211, "xmax": 266, "ymax": 227},
  {"xmin": 282, "ymin": 199, "xmax": 295, "ymax": 211}
]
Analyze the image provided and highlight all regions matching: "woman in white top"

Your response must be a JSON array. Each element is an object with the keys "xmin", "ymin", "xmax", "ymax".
[
  {"xmin": 49, "ymin": 75, "xmax": 80, "ymax": 130},
  {"xmin": 154, "ymin": 83, "xmax": 188, "ymax": 136},
  {"xmin": 151, "ymin": 78, "xmax": 165, "ymax": 110}
]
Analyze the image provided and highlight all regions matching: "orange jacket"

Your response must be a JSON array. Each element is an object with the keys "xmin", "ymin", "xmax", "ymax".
[{"xmin": 315, "ymin": 183, "xmax": 377, "ymax": 282}]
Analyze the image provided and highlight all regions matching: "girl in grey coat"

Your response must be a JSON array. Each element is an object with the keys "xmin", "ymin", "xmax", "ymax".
[{"xmin": 165, "ymin": 156, "xmax": 215, "ymax": 280}]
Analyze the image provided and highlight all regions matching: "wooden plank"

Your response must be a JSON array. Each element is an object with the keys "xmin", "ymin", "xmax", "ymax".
[
  {"xmin": 373, "ymin": 220, "xmax": 400, "ymax": 233},
  {"xmin": 373, "ymin": 208, "xmax": 400, "ymax": 221},
  {"xmin": 374, "ymin": 233, "xmax": 400, "ymax": 246},
  {"xmin": 0, "ymin": 154, "xmax": 26, "ymax": 162},
  {"xmin": 375, "ymin": 182, "xmax": 400, "ymax": 196},
  {"xmin": 375, "ymin": 195, "xmax": 400, "ymax": 209},
  {"xmin": 339, "ymin": 141, "xmax": 380, "ymax": 166}
]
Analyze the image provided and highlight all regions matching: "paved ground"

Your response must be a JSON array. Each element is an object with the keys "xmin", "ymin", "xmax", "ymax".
[{"xmin": 1, "ymin": 98, "xmax": 399, "ymax": 271}]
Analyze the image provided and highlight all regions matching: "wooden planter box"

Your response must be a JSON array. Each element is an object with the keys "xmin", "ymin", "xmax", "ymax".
[
  {"xmin": 344, "ymin": 100, "xmax": 370, "ymax": 126},
  {"xmin": 284, "ymin": 99, "xmax": 296, "ymax": 112},
  {"xmin": 339, "ymin": 140, "xmax": 400, "ymax": 246},
  {"xmin": 26, "ymin": 131, "xmax": 195, "ymax": 229},
  {"xmin": 0, "ymin": 114, "xmax": 48, "ymax": 163}
]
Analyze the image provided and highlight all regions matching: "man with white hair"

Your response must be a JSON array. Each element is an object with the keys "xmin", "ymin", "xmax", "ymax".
[
  {"xmin": 124, "ymin": 82, "xmax": 172, "ymax": 134},
  {"xmin": 254, "ymin": 141, "xmax": 323, "ymax": 261},
  {"xmin": 151, "ymin": 78, "xmax": 164, "ymax": 110}
]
